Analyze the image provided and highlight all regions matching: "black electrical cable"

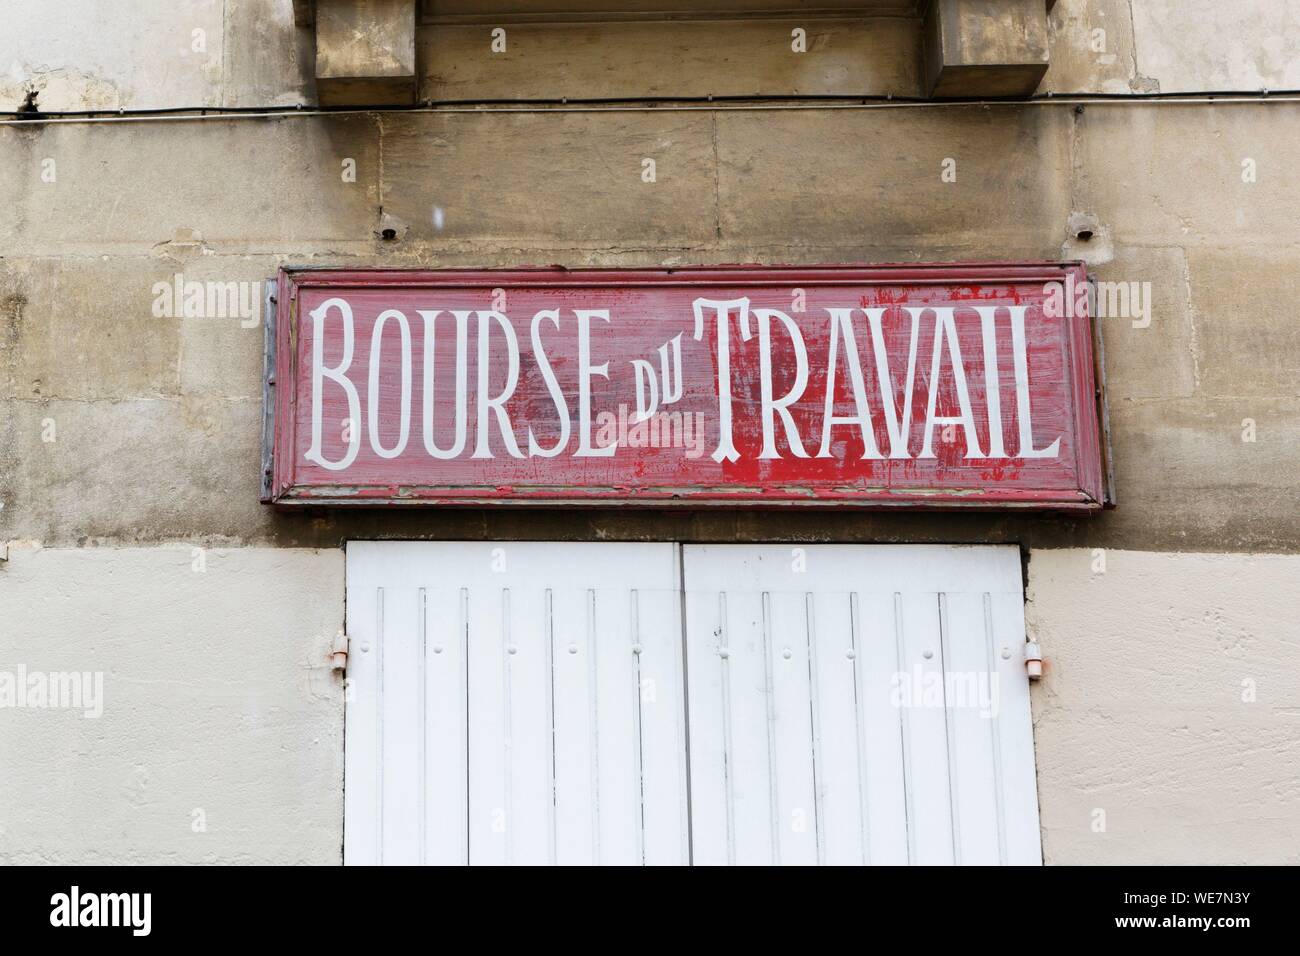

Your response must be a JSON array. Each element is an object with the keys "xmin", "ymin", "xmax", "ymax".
[{"xmin": 2, "ymin": 88, "xmax": 1298, "ymax": 121}]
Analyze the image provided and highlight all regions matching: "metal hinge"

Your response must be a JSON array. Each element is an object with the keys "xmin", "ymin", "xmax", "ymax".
[
  {"xmin": 1024, "ymin": 640, "xmax": 1044, "ymax": 680},
  {"xmin": 331, "ymin": 630, "xmax": 350, "ymax": 672}
]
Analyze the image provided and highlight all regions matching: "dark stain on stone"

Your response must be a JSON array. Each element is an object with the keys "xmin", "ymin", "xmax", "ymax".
[
  {"xmin": 1, "ymin": 291, "xmax": 25, "ymax": 353},
  {"xmin": 16, "ymin": 87, "xmax": 42, "ymax": 120}
]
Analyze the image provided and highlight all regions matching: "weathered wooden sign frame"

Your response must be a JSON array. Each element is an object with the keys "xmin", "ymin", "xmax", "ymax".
[{"xmin": 262, "ymin": 264, "xmax": 1112, "ymax": 510}]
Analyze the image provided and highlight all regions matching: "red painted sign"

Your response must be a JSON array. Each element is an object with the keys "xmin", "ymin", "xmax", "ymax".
[{"xmin": 266, "ymin": 264, "xmax": 1108, "ymax": 509}]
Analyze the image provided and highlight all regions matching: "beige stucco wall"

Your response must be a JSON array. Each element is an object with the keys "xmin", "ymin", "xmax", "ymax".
[
  {"xmin": 0, "ymin": 0, "xmax": 314, "ymax": 111},
  {"xmin": 1129, "ymin": 0, "xmax": 1300, "ymax": 93},
  {"xmin": 1028, "ymin": 548, "xmax": 1300, "ymax": 865},
  {"xmin": 0, "ymin": 544, "xmax": 343, "ymax": 864},
  {"xmin": 1, "ymin": 2, "xmax": 1297, "ymax": 864}
]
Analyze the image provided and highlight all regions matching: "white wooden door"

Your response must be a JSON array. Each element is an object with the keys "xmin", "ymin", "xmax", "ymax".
[
  {"xmin": 682, "ymin": 544, "xmax": 1040, "ymax": 865},
  {"xmin": 345, "ymin": 541, "xmax": 689, "ymax": 865},
  {"xmin": 346, "ymin": 541, "xmax": 1040, "ymax": 865}
]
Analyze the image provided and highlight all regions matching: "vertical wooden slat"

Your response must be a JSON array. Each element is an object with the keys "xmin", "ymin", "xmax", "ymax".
[
  {"xmin": 850, "ymin": 590, "xmax": 909, "ymax": 865},
  {"xmin": 990, "ymin": 590, "xmax": 1044, "ymax": 865},
  {"xmin": 682, "ymin": 588, "xmax": 727, "ymax": 865},
  {"xmin": 766, "ymin": 589, "xmax": 819, "ymax": 865},
  {"xmin": 941, "ymin": 590, "xmax": 1003, "ymax": 865},
  {"xmin": 630, "ymin": 590, "xmax": 646, "ymax": 865},
  {"xmin": 850, "ymin": 593, "xmax": 872, "ymax": 865},
  {"xmin": 891, "ymin": 592, "xmax": 917, "ymax": 865},
  {"xmin": 376, "ymin": 588, "xmax": 385, "ymax": 863},
  {"xmin": 587, "ymin": 590, "xmax": 602, "ymax": 863},
  {"xmin": 761, "ymin": 592, "xmax": 781, "ymax": 863},
  {"xmin": 719, "ymin": 592, "xmax": 736, "ymax": 865},
  {"xmin": 504, "ymin": 586, "xmax": 551, "ymax": 864},
  {"xmin": 342, "ymin": 576, "xmax": 379, "ymax": 864},
  {"xmin": 459, "ymin": 587, "xmax": 470, "ymax": 865},
  {"xmin": 550, "ymin": 585, "xmax": 597, "ymax": 865},
  {"xmin": 675, "ymin": 572, "xmax": 692, "ymax": 867},
  {"xmin": 423, "ymin": 586, "xmax": 469, "ymax": 865},
  {"xmin": 810, "ymin": 590, "xmax": 867, "ymax": 865},
  {"xmin": 804, "ymin": 593, "xmax": 827, "ymax": 866},
  {"xmin": 467, "ymin": 582, "xmax": 507, "ymax": 865},
  {"xmin": 544, "ymin": 589, "xmax": 557, "ymax": 866},
  {"xmin": 897, "ymin": 591, "xmax": 953, "ymax": 865},
  {"xmin": 501, "ymin": 589, "xmax": 514, "ymax": 865},
  {"xmin": 638, "ymin": 583, "xmax": 690, "ymax": 865},
  {"xmin": 937, "ymin": 593, "xmax": 963, "ymax": 864},
  {"xmin": 380, "ymin": 587, "xmax": 423, "ymax": 865},
  {"xmin": 593, "ymin": 587, "xmax": 640, "ymax": 864},
  {"xmin": 418, "ymin": 588, "xmax": 427, "ymax": 865},
  {"xmin": 984, "ymin": 593, "xmax": 1009, "ymax": 866},
  {"xmin": 726, "ymin": 588, "xmax": 775, "ymax": 865}
]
